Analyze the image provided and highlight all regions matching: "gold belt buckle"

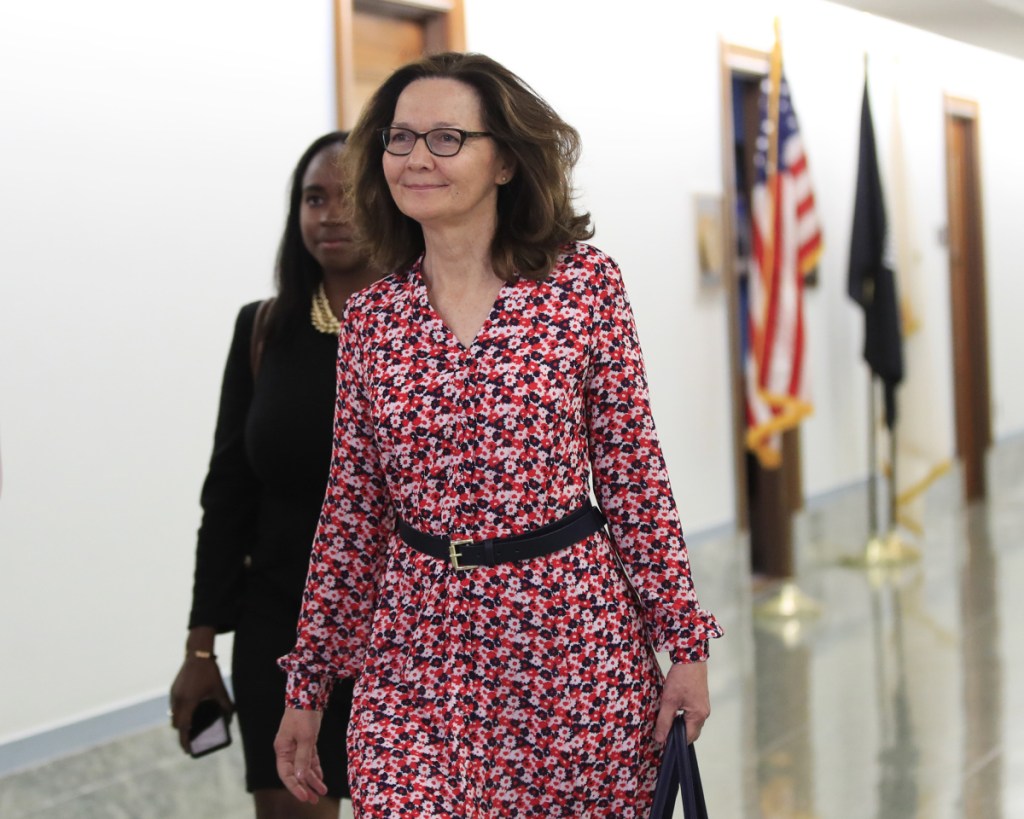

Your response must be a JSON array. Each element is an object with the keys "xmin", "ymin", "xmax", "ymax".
[{"xmin": 448, "ymin": 537, "xmax": 478, "ymax": 571}]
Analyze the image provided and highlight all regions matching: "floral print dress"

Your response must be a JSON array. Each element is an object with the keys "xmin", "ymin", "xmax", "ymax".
[{"xmin": 280, "ymin": 242, "xmax": 722, "ymax": 817}]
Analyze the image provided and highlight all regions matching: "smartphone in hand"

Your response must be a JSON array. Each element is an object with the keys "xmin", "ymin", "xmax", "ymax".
[{"xmin": 188, "ymin": 699, "xmax": 232, "ymax": 758}]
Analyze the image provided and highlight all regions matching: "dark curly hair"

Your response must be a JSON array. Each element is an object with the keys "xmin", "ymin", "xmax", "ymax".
[
  {"xmin": 342, "ymin": 52, "xmax": 593, "ymax": 282},
  {"xmin": 268, "ymin": 130, "xmax": 350, "ymax": 340}
]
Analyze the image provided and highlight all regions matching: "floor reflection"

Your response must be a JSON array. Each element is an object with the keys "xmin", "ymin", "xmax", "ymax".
[
  {"xmin": 870, "ymin": 574, "xmax": 920, "ymax": 818},
  {"xmin": 961, "ymin": 504, "xmax": 1002, "ymax": 819},
  {"xmin": 753, "ymin": 621, "xmax": 817, "ymax": 819},
  {"xmin": 733, "ymin": 455, "xmax": 1022, "ymax": 819},
  {"xmin": 3, "ymin": 454, "xmax": 1024, "ymax": 818}
]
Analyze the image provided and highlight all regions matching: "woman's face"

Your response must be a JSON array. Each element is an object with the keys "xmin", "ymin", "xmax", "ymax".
[
  {"xmin": 382, "ymin": 78, "xmax": 512, "ymax": 233},
  {"xmin": 300, "ymin": 145, "xmax": 363, "ymax": 275}
]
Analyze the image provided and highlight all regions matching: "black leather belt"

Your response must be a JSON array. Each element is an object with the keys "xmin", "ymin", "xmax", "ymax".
[{"xmin": 397, "ymin": 503, "xmax": 607, "ymax": 571}]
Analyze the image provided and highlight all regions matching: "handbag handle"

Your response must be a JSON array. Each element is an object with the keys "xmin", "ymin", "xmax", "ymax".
[{"xmin": 649, "ymin": 716, "xmax": 709, "ymax": 819}]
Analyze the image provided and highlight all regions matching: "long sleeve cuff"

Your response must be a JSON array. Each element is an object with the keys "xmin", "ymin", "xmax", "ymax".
[
  {"xmin": 284, "ymin": 671, "xmax": 335, "ymax": 711},
  {"xmin": 660, "ymin": 608, "xmax": 723, "ymax": 664}
]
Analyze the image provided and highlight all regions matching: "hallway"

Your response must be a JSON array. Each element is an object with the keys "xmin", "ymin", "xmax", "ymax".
[{"xmin": 2, "ymin": 443, "xmax": 1022, "ymax": 818}]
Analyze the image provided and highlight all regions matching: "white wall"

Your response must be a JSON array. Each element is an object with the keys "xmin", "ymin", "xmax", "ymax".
[
  {"xmin": 0, "ymin": 0, "xmax": 336, "ymax": 743},
  {"xmin": 1, "ymin": 0, "xmax": 1023, "ymax": 749}
]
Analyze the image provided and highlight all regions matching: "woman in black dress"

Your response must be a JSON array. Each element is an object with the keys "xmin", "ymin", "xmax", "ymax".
[{"xmin": 170, "ymin": 131, "xmax": 381, "ymax": 819}]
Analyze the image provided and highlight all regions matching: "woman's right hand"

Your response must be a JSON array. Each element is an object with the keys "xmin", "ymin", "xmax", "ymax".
[
  {"xmin": 274, "ymin": 707, "xmax": 327, "ymax": 804},
  {"xmin": 168, "ymin": 632, "xmax": 233, "ymax": 753}
]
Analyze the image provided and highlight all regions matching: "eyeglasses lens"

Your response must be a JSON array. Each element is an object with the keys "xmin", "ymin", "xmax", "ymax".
[{"xmin": 383, "ymin": 128, "xmax": 464, "ymax": 157}]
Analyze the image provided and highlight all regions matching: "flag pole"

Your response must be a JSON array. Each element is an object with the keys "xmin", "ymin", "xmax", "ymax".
[
  {"xmin": 752, "ymin": 18, "xmax": 822, "ymax": 626},
  {"xmin": 868, "ymin": 372, "xmax": 879, "ymax": 538},
  {"xmin": 888, "ymin": 417, "xmax": 897, "ymax": 529},
  {"xmin": 840, "ymin": 372, "xmax": 891, "ymax": 567},
  {"xmin": 842, "ymin": 374, "xmax": 919, "ymax": 567},
  {"xmin": 882, "ymin": 417, "xmax": 921, "ymax": 562}
]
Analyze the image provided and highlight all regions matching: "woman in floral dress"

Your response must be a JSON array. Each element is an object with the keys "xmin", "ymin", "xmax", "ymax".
[{"xmin": 275, "ymin": 52, "xmax": 722, "ymax": 818}]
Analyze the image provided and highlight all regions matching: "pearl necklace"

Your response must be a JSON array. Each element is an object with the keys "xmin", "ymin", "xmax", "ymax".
[{"xmin": 310, "ymin": 282, "xmax": 341, "ymax": 334}]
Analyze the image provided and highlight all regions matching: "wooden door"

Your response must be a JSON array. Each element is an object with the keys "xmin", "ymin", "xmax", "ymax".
[
  {"xmin": 944, "ymin": 97, "xmax": 992, "ymax": 501},
  {"xmin": 335, "ymin": 0, "xmax": 466, "ymax": 129}
]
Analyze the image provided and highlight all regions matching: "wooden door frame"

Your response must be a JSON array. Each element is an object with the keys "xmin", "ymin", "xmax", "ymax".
[
  {"xmin": 943, "ymin": 95, "xmax": 992, "ymax": 500},
  {"xmin": 718, "ymin": 42, "xmax": 772, "ymax": 533},
  {"xmin": 334, "ymin": 0, "xmax": 466, "ymax": 129}
]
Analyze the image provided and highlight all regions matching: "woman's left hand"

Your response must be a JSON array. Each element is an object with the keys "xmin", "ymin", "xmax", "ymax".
[
  {"xmin": 654, "ymin": 660, "xmax": 709, "ymax": 745},
  {"xmin": 274, "ymin": 707, "xmax": 327, "ymax": 804}
]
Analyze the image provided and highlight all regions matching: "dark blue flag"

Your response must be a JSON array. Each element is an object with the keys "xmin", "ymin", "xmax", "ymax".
[{"xmin": 848, "ymin": 79, "xmax": 904, "ymax": 428}]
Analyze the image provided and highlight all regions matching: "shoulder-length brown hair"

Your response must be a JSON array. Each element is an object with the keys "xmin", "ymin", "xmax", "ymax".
[{"xmin": 342, "ymin": 52, "xmax": 593, "ymax": 282}]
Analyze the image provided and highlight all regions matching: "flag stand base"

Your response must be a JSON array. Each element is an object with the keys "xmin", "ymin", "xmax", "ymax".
[
  {"xmin": 753, "ymin": 580, "xmax": 823, "ymax": 620},
  {"xmin": 840, "ymin": 531, "xmax": 920, "ymax": 569}
]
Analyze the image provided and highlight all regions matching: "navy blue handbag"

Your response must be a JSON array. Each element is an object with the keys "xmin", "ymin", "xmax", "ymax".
[{"xmin": 649, "ymin": 716, "xmax": 709, "ymax": 818}]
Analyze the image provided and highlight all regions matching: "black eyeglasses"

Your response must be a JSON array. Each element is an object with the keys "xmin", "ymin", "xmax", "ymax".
[{"xmin": 380, "ymin": 127, "xmax": 493, "ymax": 157}]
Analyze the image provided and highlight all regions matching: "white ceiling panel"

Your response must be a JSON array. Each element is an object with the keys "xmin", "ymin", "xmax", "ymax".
[{"xmin": 826, "ymin": 0, "xmax": 1024, "ymax": 60}]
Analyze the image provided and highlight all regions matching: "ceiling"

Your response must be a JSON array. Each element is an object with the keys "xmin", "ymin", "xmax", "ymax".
[{"xmin": 826, "ymin": 0, "xmax": 1024, "ymax": 61}]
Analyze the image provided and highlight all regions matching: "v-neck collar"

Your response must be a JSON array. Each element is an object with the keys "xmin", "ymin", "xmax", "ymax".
[{"xmin": 409, "ymin": 255, "xmax": 512, "ymax": 352}]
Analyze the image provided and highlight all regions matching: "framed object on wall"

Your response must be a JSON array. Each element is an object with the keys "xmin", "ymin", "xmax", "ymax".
[{"xmin": 695, "ymin": 193, "xmax": 724, "ymax": 287}]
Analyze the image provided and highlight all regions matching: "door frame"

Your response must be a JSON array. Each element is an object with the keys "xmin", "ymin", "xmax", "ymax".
[
  {"xmin": 334, "ymin": 0, "xmax": 466, "ymax": 129},
  {"xmin": 718, "ymin": 42, "xmax": 772, "ymax": 533},
  {"xmin": 943, "ymin": 95, "xmax": 992, "ymax": 500}
]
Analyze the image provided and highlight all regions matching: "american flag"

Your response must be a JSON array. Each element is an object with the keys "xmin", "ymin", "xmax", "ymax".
[{"xmin": 744, "ymin": 37, "xmax": 822, "ymax": 468}]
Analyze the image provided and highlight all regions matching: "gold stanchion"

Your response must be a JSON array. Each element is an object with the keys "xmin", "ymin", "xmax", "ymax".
[
  {"xmin": 754, "ymin": 579, "xmax": 823, "ymax": 619},
  {"xmin": 753, "ymin": 580, "xmax": 822, "ymax": 647},
  {"xmin": 841, "ymin": 530, "xmax": 919, "ymax": 570},
  {"xmin": 843, "ymin": 377, "xmax": 922, "ymax": 571}
]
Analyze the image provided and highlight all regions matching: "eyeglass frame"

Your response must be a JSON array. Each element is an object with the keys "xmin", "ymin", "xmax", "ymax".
[{"xmin": 380, "ymin": 126, "xmax": 493, "ymax": 158}]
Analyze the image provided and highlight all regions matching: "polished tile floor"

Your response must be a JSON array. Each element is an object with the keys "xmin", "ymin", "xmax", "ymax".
[{"xmin": 2, "ymin": 445, "xmax": 1022, "ymax": 818}]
